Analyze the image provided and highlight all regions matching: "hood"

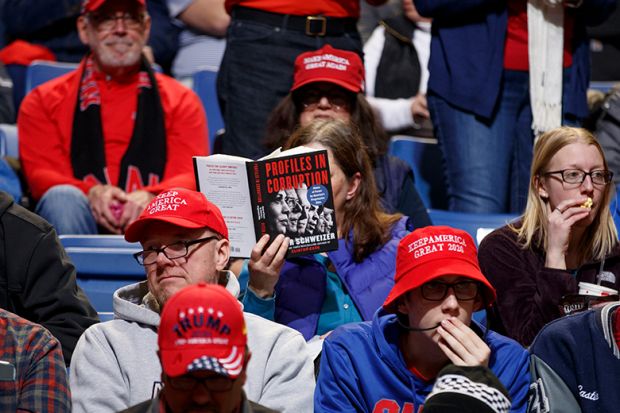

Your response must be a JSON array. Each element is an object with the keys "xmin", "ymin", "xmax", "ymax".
[
  {"xmin": 112, "ymin": 271, "xmax": 242, "ymax": 327},
  {"xmin": 370, "ymin": 309, "xmax": 415, "ymax": 382}
]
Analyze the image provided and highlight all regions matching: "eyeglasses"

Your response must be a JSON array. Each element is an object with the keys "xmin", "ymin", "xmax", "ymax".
[
  {"xmin": 421, "ymin": 280, "xmax": 480, "ymax": 301},
  {"xmin": 543, "ymin": 169, "xmax": 613, "ymax": 185},
  {"xmin": 166, "ymin": 374, "xmax": 234, "ymax": 392},
  {"xmin": 133, "ymin": 236, "xmax": 218, "ymax": 266},
  {"xmin": 297, "ymin": 89, "xmax": 352, "ymax": 112},
  {"xmin": 88, "ymin": 11, "xmax": 145, "ymax": 32}
]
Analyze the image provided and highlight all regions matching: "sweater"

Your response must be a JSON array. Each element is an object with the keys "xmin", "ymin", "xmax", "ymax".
[
  {"xmin": 478, "ymin": 223, "xmax": 620, "ymax": 346},
  {"xmin": 528, "ymin": 302, "xmax": 620, "ymax": 413},
  {"xmin": 315, "ymin": 309, "xmax": 531, "ymax": 413},
  {"xmin": 69, "ymin": 274, "xmax": 315, "ymax": 413}
]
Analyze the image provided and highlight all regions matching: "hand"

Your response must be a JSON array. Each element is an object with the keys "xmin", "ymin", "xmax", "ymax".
[
  {"xmin": 435, "ymin": 317, "xmax": 491, "ymax": 367},
  {"xmin": 411, "ymin": 93, "xmax": 430, "ymax": 123},
  {"xmin": 88, "ymin": 185, "xmax": 127, "ymax": 234},
  {"xmin": 118, "ymin": 190, "xmax": 155, "ymax": 232},
  {"xmin": 248, "ymin": 234, "xmax": 289, "ymax": 298},
  {"xmin": 545, "ymin": 197, "xmax": 591, "ymax": 269}
]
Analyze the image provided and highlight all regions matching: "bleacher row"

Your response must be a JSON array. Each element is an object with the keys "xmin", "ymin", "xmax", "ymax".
[{"xmin": 5, "ymin": 61, "xmax": 618, "ymax": 317}]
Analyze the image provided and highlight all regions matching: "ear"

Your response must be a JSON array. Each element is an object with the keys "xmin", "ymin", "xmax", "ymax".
[
  {"xmin": 142, "ymin": 13, "xmax": 152, "ymax": 41},
  {"xmin": 345, "ymin": 172, "xmax": 362, "ymax": 201},
  {"xmin": 535, "ymin": 174, "xmax": 549, "ymax": 199},
  {"xmin": 396, "ymin": 294, "xmax": 411, "ymax": 315},
  {"xmin": 472, "ymin": 294, "xmax": 484, "ymax": 313},
  {"xmin": 77, "ymin": 16, "xmax": 90, "ymax": 46},
  {"xmin": 214, "ymin": 238, "xmax": 230, "ymax": 272}
]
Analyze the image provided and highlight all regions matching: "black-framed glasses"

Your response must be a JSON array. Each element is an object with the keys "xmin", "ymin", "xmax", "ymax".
[
  {"xmin": 543, "ymin": 169, "xmax": 613, "ymax": 185},
  {"xmin": 133, "ymin": 236, "xmax": 218, "ymax": 266},
  {"xmin": 88, "ymin": 11, "xmax": 145, "ymax": 32},
  {"xmin": 421, "ymin": 281, "xmax": 480, "ymax": 301},
  {"xmin": 296, "ymin": 88, "xmax": 352, "ymax": 112},
  {"xmin": 166, "ymin": 374, "xmax": 234, "ymax": 392}
]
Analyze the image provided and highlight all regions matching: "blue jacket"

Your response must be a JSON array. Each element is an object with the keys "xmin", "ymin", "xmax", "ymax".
[
  {"xmin": 315, "ymin": 309, "xmax": 531, "ymax": 413},
  {"xmin": 414, "ymin": 0, "xmax": 616, "ymax": 119},
  {"xmin": 528, "ymin": 302, "xmax": 620, "ymax": 413},
  {"xmin": 275, "ymin": 216, "xmax": 410, "ymax": 340}
]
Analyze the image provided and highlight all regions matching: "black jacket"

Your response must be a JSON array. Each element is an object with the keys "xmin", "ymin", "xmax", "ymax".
[{"xmin": 0, "ymin": 191, "xmax": 98, "ymax": 364}]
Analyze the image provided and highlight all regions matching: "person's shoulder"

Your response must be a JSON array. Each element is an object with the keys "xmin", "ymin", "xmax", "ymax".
[
  {"xmin": 1, "ymin": 195, "xmax": 54, "ymax": 235},
  {"xmin": 530, "ymin": 305, "xmax": 604, "ymax": 351},
  {"xmin": 478, "ymin": 222, "xmax": 521, "ymax": 252},
  {"xmin": 0, "ymin": 308, "xmax": 58, "ymax": 346},
  {"xmin": 154, "ymin": 72, "xmax": 197, "ymax": 100},
  {"xmin": 327, "ymin": 320, "xmax": 374, "ymax": 347}
]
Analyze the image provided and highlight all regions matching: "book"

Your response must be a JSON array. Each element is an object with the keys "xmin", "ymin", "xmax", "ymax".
[{"xmin": 194, "ymin": 147, "xmax": 338, "ymax": 258}]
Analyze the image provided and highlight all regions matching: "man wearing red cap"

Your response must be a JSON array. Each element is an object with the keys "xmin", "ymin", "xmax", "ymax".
[
  {"xmin": 17, "ymin": 0, "xmax": 208, "ymax": 236},
  {"xmin": 314, "ymin": 226, "xmax": 530, "ymax": 413},
  {"xmin": 70, "ymin": 188, "xmax": 314, "ymax": 413},
  {"xmin": 119, "ymin": 283, "xmax": 277, "ymax": 413}
]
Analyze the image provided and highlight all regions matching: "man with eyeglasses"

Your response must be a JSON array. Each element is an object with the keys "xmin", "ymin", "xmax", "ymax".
[
  {"xmin": 119, "ymin": 283, "xmax": 278, "ymax": 413},
  {"xmin": 314, "ymin": 226, "xmax": 530, "ymax": 413},
  {"xmin": 17, "ymin": 0, "xmax": 208, "ymax": 235},
  {"xmin": 70, "ymin": 188, "xmax": 314, "ymax": 413}
]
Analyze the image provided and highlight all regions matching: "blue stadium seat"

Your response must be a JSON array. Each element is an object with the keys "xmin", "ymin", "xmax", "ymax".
[
  {"xmin": 427, "ymin": 209, "xmax": 519, "ymax": 246},
  {"xmin": 192, "ymin": 66, "xmax": 224, "ymax": 154},
  {"xmin": 60, "ymin": 235, "xmax": 144, "ymax": 312},
  {"xmin": 389, "ymin": 135, "xmax": 448, "ymax": 210},
  {"xmin": 25, "ymin": 60, "xmax": 78, "ymax": 94},
  {"xmin": 0, "ymin": 123, "xmax": 18, "ymax": 158},
  {"xmin": 97, "ymin": 312, "xmax": 115, "ymax": 322},
  {"xmin": 589, "ymin": 81, "xmax": 619, "ymax": 94}
]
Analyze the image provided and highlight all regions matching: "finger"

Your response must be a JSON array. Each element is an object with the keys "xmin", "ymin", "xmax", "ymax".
[
  {"xmin": 250, "ymin": 235, "xmax": 271, "ymax": 261},
  {"xmin": 273, "ymin": 237, "xmax": 290, "ymax": 264},
  {"xmin": 436, "ymin": 326, "xmax": 470, "ymax": 360},
  {"xmin": 261, "ymin": 234, "xmax": 286, "ymax": 264},
  {"xmin": 436, "ymin": 337, "xmax": 465, "ymax": 365}
]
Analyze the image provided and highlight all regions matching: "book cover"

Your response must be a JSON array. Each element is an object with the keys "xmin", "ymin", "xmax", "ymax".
[{"xmin": 194, "ymin": 148, "xmax": 338, "ymax": 258}]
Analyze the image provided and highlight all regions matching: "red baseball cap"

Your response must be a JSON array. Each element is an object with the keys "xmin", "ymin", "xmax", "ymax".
[
  {"xmin": 291, "ymin": 45, "xmax": 364, "ymax": 93},
  {"xmin": 158, "ymin": 283, "xmax": 247, "ymax": 378},
  {"xmin": 124, "ymin": 188, "xmax": 229, "ymax": 242},
  {"xmin": 82, "ymin": 0, "xmax": 145, "ymax": 14},
  {"xmin": 383, "ymin": 226, "xmax": 496, "ymax": 312}
]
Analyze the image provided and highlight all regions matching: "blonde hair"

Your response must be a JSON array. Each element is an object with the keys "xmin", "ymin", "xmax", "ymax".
[{"xmin": 512, "ymin": 127, "xmax": 617, "ymax": 263}]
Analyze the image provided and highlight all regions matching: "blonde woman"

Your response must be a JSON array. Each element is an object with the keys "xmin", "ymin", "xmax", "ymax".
[{"xmin": 478, "ymin": 127, "xmax": 619, "ymax": 346}]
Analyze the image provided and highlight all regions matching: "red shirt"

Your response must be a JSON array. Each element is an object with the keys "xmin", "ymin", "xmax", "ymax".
[
  {"xmin": 225, "ymin": 0, "xmax": 387, "ymax": 18},
  {"xmin": 504, "ymin": 0, "xmax": 574, "ymax": 70},
  {"xmin": 17, "ymin": 61, "xmax": 209, "ymax": 200}
]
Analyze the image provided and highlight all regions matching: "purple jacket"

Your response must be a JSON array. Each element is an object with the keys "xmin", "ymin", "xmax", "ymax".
[{"xmin": 274, "ymin": 216, "xmax": 410, "ymax": 340}]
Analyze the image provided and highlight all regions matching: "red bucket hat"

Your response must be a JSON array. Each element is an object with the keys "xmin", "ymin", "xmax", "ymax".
[
  {"xmin": 82, "ymin": 0, "xmax": 145, "ymax": 14},
  {"xmin": 158, "ymin": 283, "xmax": 247, "ymax": 378},
  {"xmin": 291, "ymin": 44, "xmax": 364, "ymax": 93},
  {"xmin": 383, "ymin": 226, "xmax": 496, "ymax": 312},
  {"xmin": 124, "ymin": 188, "xmax": 228, "ymax": 242}
]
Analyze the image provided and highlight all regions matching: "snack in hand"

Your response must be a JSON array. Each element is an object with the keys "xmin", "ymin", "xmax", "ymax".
[{"xmin": 580, "ymin": 197, "xmax": 593, "ymax": 209}]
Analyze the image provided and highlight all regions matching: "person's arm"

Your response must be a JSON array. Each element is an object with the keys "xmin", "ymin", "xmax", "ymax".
[
  {"xmin": 70, "ymin": 325, "xmax": 133, "ymax": 413},
  {"xmin": 15, "ymin": 223, "xmax": 98, "ymax": 365},
  {"xmin": 478, "ymin": 230, "xmax": 577, "ymax": 346},
  {"xmin": 2, "ymin": 0, "xmax": 81, "ymax": 36},
  {"xmin": 143, "ymin": 85, "xmax": 208, "ymax": 194},
  {"xmin": 168, "ymin": 0, "xmax": 230, "ymax": 36},
  {"xmin": 17, "ymin": 327, "xmax": 71, "ymax": 412},
  {"xmin": 314, "ymin": 335, "xmax": 366, "ymax": 412},
  {"xmin": 18, "ymin": 87, "xmax": 93, "ymax": 200},
  {"xmin": 245, "ymin": 315, "xmax": 315, "ymax": 412}
]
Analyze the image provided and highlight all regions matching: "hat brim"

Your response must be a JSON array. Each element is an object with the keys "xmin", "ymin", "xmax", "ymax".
[
  {"xmin": 124, "ymin": 216, "xmax": 207, "ymax": 243},
  {"xmin": 160, "ymin": 344, "xmax": 246, "ymax": 379},
  {"xmin": 291, "ymin": 77, "xmax": 361, "ymax": 93},
  {"xmin": 383, "ymin": 257, "xmax": 496, "ymax": 312}
]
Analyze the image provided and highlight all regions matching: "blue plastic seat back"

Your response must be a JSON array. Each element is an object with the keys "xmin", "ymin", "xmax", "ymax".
[
  {"xmin": 389, "ymin": 135, "xmax": 448, "ymax": 210},
  {"xmin": 192, "ymin": 67, "xmax": 224, "ymax": 154},
  {"xmin": 25, "ymin": 60, "xmax": 78, "ymax": 94},
  {"xmin": 428, "ymin": 209, "xmax": 519, "ymax": 246}
]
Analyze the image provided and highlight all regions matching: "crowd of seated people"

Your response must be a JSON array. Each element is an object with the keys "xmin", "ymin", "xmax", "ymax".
[{"xmin": 0, "ymin": 0, "xmax": 619, "ymax": 411}]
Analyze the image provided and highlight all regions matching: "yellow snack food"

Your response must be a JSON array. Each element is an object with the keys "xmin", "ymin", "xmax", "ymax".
[{"xmin": 580, "ymin": 197, "xmax": 593, "ymax": 208}]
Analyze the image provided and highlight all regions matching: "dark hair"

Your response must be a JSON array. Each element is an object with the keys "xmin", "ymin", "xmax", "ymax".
[
  {"xmin": 284, "ymin": 119, "xmax": 401, "ymax": 262},
  {"xmin": 264, "ymin": 90, "xmax": 389, "ymax": 163}
]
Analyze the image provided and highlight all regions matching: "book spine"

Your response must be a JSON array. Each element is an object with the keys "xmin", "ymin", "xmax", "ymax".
[{"xmin": 246, "ymin": 161, "xmax": 267, "ymax": 239}]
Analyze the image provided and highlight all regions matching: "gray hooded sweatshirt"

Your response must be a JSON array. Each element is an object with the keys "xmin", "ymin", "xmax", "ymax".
[{"xmin": 69, "ymin": 273, "xmax": 315, "ymax": 413}]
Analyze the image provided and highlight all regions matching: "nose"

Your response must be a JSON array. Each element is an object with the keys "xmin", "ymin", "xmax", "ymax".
[
  {"xmin": 317, "ymin": 96, "xmax": 331, "ymax": 108},
  {"xmin": 154, "ymin": 249, "xmax": 174, "ymax": 266},
  {"xmin": 111, "ymin": 15, "xmax": 128, "ymax": 33},
  {"xmin": 580, "ymin": 174, "xmax": 594, "ymax": 192},
  {"xmin": 191, "ymin": 381, "xmax": 214, "ymax": 405},
  {"xmin": 441, "ymin": 289, "xmax": 460, "ymax": 313},
  {"xmin": 281, "ymin": 200, "xmax": 291, "ymax": 215}
]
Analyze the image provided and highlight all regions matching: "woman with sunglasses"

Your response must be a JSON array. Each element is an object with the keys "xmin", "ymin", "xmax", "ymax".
[
  {"xmin": 478, "ymin": 127, "xmax": 620, "ymax": 346},
  {"xmin": 264, "ymin": 45, "xmax": 431, "ymax": 230}
]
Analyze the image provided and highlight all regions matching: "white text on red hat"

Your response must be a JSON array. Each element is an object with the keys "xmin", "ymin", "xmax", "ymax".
[
  {"xmin": 148, "ymin": 190, "xmax": 188, "ymax": 215},
  {"xmin": 408, "ymin": 234, "xmax": 467, "ymax": 259}
]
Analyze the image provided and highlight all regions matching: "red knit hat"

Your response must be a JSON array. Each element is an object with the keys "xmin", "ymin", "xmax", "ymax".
[
  {"xmin": 158, "ymin": 283, "xmax": 247, "ymax": 378},
  {"xmin": 82, "ymin": 0, "xmax": 145, "ymax": 14},
  {"xmin": 291, "ymin": 45, "xmax": 364, "ymax": 93},
  {"xmin": 124, "ymin": 188, "xmax": 228, "ymax": 242},
  {"xmin": 383, "ymin": 226, "xmax": 496, "ymax": 312}
]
